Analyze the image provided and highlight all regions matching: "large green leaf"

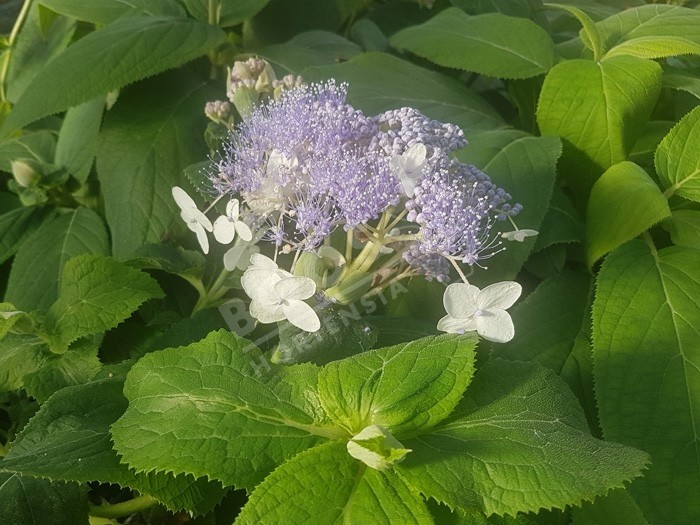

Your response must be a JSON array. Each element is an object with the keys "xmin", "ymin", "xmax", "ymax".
[
  {"xmin": 261, "ymin": 31, "xmax": 362, "ymax": 74},
  {"xmin": 111, "ymin": 330, "xmax": 335, "ymax": 489},
  {"xmin": 663, "ymin": 70, "xmax": 700, "ymax": 100},
  {"xmin": 0, "ymin": 472, "xmax": 88, "ymax": 525},
  {"xmin": 491, "ymin": 271, "xmax": 597, "ymax": 431},
  {"xmin": 586, "ymin": 161, "xmax": 670, "ymax": 266},
  {"xmin": 0, "ymin": 335, "xmax": 48, "ymax": 393},
  {"xmin": 0, "ymin": 130, "xmax": 56, "ymax": 171},
  {"xmin": 303, "ymin": 52, "xmax": 504, "ymax": 133},
  {"xmin": 38, "ymin": 0, "xmax": 185, "ymax": 24},
  {"xmin": 1, "ymin": 378, "xmax": 226, "ymax": 515},
  {"xmin": 44, "ymin": 254, "xmax": 163, "ymax": 352},
  {"xmin": 586, "ymin": 5, "xmax": 700, "ymax": 60},
  {"xmin": 317, "ymin": 334, "xmax": 477, "ymax": 437},
  {"xmin": 571, "ymin": 488, "xmax": 648, "ymax": 525},
  {"xmin": 655, "ymin": 105, "xmax": 700, "ymax": 202},
  {"xmin": 236, "ymin": 441, "xmax": 432, "ymax": 524},
  {"xmin": 533, "ymin": 186, "xmax": 584, "ymax": 252},
  {"xmin": 456, "ymin": 131, "xmax": 561, "ymax": 284},
  {"xmin": 4, "ymin": 209, "xmax": 109, "ymax": 311},
  {"xmin": 3, "ymin": 16, "xmax": 226, "ymax": 132},
  {"xmin": 97, "ymin": 72, "xmax": 215, "ymax": 259},
  {"xmin": 593, "ymin": 240, "xmax": 700, "ymax": 523},
  {"xmin": 396, "ymin": 359, "xmax": 649, "ymax": 517},
  {"xmin": 390, "ymin": 8, "xmax": 557, "ymax": 79}
]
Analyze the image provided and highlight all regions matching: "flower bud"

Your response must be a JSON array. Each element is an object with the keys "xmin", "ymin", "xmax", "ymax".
[
  {"xmin": 11, "ymin": 159, "xmax": 39, "ymax": 187},
  {"xmin": 226, "ymin": 58, "xmax": 279, "ymax": 119},
  {"xmin": 204, "ymin": 100, "xmax": 232, "ymax": 123}
]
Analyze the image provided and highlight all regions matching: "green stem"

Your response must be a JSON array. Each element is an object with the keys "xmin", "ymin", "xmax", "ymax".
[
  {"xmin": 88, "ymin": 495, "xmax": 159, "ymax": 519},
  {"xmin": 1, "ymin": 0, "xmax": 32, "ymax": 103}
]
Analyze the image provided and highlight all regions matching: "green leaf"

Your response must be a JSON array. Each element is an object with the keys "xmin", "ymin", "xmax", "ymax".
[
  {"xmin": 368, "ymin": 316, "xmax": 438, "ymax": 348},
  {"xmin": 261, "ymin": 31, "xmax": 362, "ymax": 74},
  {"xmin": 0, "ymin": 203, "xmax": 52, "ymax": 265},
  {"xmin": 38, "ymin": 0, "xmax": 186, "ymax": 24},
  {"xmin": 593, "ymin": 241, "xmax": 700, "ymax": 523},
  {"xmin": 183, "ymin": 0, "xmax": 271, "ymax": 27},
  {"xmin": 5, "ymin": 4, "xmax": 76, "ymax": 105},
  {"xmin": 663, "ymin": 70, "xmax": 700, "ymax": 100},
  {"xmin": 533, "ymin": 186, "xmax": 584, "ymax": 251},
  {"xmin": 571, "ymin": 488, "xmax": 648, "ymax": 525},
  {"xmin": 586, "ymin": 161, "xmax": 670, "ymax": 266},
  {"xmin": 97, "ymin": 72, "xmax": 216, "ymax": 259},
  {"xmin": 44, "ymin": 254, "xmax": 163, "ymax": 352},
  {"xmin": 390, "ymin": 8, "xmax": 557, "ymax": 79},
  {"xmin": 54, "ymin": 97, "xmax": 104, "ymax": 183},
  {"xmin": 111, "ymin": 330, "xmax": 336, "ymax": 489},
  {"xmin": 591, "ymin": 5, "xmax": 700, "ymax": 60},
  {"xmin": 126, "ymin": 242, "xmax": 206, "ymax": 280},
  {"xmin": 0, "ymin": 473, "xmax": 88, "ymax": 525},
  {"xmin": 273, "ymin": 306, "xmax": 377, "ymax": 365},
  {"xmin": 5, "ymin": 208, "xmax": 110, "ymax": 312},
  {"xmin": 0, "ymin": 130, "xmax": 56, "ymax": 171},
  {"xmin": 23, "ymin": 337, "xmax": 102, "ymax": 402},
  {"xmin": 545, "ymin": 3, "xmax": 605, "ymax": 60},
  {"xmin": 396, "ymin": 359, "xmax": 649, "ymax": 517},
  {"xmin": 457, "ymin": 131, "xmax": 561, "ymax": 283},
  {"xmin": 656, "ymin": 105, "xmax": 700, "ymax": 202},
  {"xmin": 537, "ymin": 56, "xmax": 662, "ymax": 191},
  {"xmin": 303, "ymin": 52, "xmax": 504, "ymax": 133},
  {"xmin": 663, "ymin": 209, "xmax": 700, "ymax": 248},
  {"xmin": 491, "ymin": 271, "xmax": 598, "ymax": 432},
  {"xmin": 317, "ymin": 334, "xmax": 477, "ymax": 437},
  {"xmin": 3, "ymin": 16, "xmax": 226, "ymax": 132},
  {"xmin": 1, "ymin": 378, "xmax": 226, "ymax": 515},
  {"xmin": 236, "ymin": 441, "xmax": 432, "ymax": 524},
  {"xmin": 0, "ymin": 335, "xmax": 47, "ymax": 393}
]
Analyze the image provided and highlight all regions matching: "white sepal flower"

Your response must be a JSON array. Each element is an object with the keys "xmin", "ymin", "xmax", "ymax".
[
  {"xmin": 172, "ymin": 186, "xmax": 213, "ymax": 253},
  {"xmin": 213, "ymin": 199, "xmax": 253, "ymax": 244},
  {"xmin": 390, "ymin": 143, "xmax": 427, "ymax": 197},
  {"xmin": 501, "ymin": 229, "xmax": 538, "ymax": 242},
  {"xmin": 241, "ymin": 254, "xmax": 320, "ymax": 332},
  {"xmin": 437, "ymin": 281, "xmax": 522, "ymax": 343},
  {"xmin": 223, "ymin": 243, "xmax": 261, "ymax": 271}
]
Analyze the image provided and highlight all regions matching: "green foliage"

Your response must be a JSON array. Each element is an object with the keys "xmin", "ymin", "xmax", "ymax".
[{"xmin": 1, "ymin": 0, "xmax": 699, "ymax": 522}]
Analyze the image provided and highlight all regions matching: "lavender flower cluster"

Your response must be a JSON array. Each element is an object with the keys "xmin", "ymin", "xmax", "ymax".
[{"xmin": 213, "ymin": 81, "xmax": 520, "ymax": 281}]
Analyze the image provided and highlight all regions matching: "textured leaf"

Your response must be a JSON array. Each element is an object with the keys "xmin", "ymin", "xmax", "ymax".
[
  {"xmin": 1, "ymin": 378, "xmax": 226, "ymax": 515},
  {"xmin": 44, "ymin": 254, "xmax": 163, "ymax": 352},
  {"xmin": 492, "ymin": 271, "xmax": 597, "ymax": 432},
  {"xmin": 112, "ymin": 330, "xmax": 336, "ymax": 489},
  {"xmin": 589, "ymin": 5, "xmax": 700, "ymax": 60},
  {"xmin": 656, "ymin": 105, "xmax": 700, "ymax": 202},
  {"xmin": 54, "ymin": 98, "xmax": 104, "ymax": 183},
  {"xmin": 663, "ymin": 209, "xmax": 700, "ymax": 248},
  {"xmin": 663, "ymin": 70, "xmax": 700, "ymax": 100},
  {"xmin": 0, "ymin": 335, "xmax": 47, "ymax": 393},
  {"xmin": 537, "ymin": 56, "xmax": 662, "ymax": 190},
  {"xmin": 38, "ymin": 0, "xmax": 186, "ymax": 24},
  {"xmin": 304, "ymin": 52, "xmax": 504, "ymax": 133},
  {"xmin": 236, "ymin": 441, "xmax": 432, "ymax": 524},
  {"xmin": 3, "ymin": 16, "xmax": 226, "ymax": 131},
  {"xmin": 0, "ymin": 473, "xmax": 88, "ymax": 525},
  {"xmin": 586, "ymin": 161, "xmax": 670, "ymax": 266},
  {"xmin": 390, "ymin": 9, "xmax": 557, "ymax": 79},
  {"xmin": 593, "ymin": 240, "xmax": 700, "ymax": 523},
  {"xmin": 457, "ymin": 131, "xmax": 561, "ymax": 284},
  {"xmin": 396, "ymin": 359, "xmax": 649, "ymax": 517},
  {"xmin": 126, "ymin": 243, "xmax": 206, "ymax": 280},
  {"xmin": 261, "ymin": 31, "xmax": 362, "ymax": 73},
  {"xmin": 546, "ymin": 3, "xmax": 605, "ymax": 60},
  {"xmin": 97, "ymin": 72, "xmax": 216, "ymax": 259},
  {"xmin": 5, "ymin": 209, "xmax": 110, "ymax": 312},
  {"xmin": 318, "ymin": 334, "xmax": 477, "ymax": 437}
]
